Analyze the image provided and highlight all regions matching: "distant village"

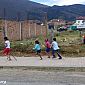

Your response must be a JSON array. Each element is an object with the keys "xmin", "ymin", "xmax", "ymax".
[{"xmin": 0, "ymin": 16, "xmax": 85, "ymax": 41}]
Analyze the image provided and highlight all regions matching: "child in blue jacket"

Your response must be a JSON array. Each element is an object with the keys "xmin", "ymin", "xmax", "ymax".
[{"xmin": 33, "ymin": 40, "xmax": 42, "ymax": 60}]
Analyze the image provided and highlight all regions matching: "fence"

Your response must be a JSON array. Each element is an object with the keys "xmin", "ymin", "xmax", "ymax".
[{"xmin": 0, "ymin": 20, "xmax": 47, "ymax": 41}]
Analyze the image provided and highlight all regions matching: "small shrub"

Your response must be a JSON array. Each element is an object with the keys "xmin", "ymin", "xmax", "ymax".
[{"xmin": 0, "ymin": 43, "xmax": 4, "ymax": 51}]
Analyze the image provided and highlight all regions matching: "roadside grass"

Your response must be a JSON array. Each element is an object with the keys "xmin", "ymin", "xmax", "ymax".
[
  {"xmin": 22, "ymin": 67, "xmax": 85, "ymax": 72},
  {"xmin": 0, "ymin": 30, "xmax": 85, "ymax": 57}
]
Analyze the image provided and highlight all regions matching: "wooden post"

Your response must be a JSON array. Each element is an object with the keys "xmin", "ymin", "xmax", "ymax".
[
  {"xmin": 34, "ymin": 23, "xmax": 36, "ymax": 36},
  {"xmin": 41, "ymin": 23, "xmax": 43, "ymax": 35},
  {"xmin": 29, "ymin": 22, "xmax": 31, "ymax": 37},
  {"xmin": 4, "ymin": 8, "xmax": 7, "ymax": 37},
  {"xmin": 19, "ymin": 21, "xmax": 22, "ymax": 40},
  {"xmin": 44, "ymin": 12, "xmax": 48, "ymax": 38}
]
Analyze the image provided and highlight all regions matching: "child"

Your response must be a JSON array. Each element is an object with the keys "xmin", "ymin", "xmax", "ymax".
[
  {"xmin": 45, "ymin": 39, "xmax": 51, "ymax": 58},
  {"xmin": 33, "ymin": 40, "xmax": 42, "ymax": 60},
  {"xmin": 3, "ymin": 37, "xmax": 11, "ymax": 61},
  {"xmin": 52, "ymin": 38, "xmax": 62, "ymax": 59}
]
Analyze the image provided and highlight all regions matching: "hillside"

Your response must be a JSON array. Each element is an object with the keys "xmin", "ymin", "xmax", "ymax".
[
  {"xmin": 45, "ymin": 4, "xmax": 85, "ymax": 21},
  {"xmin": 0, "ymin": 0, "xmax": 85, "ymax": 21},
  {"xmin": 0, "ymin": 0, "xmax": 48, "ymax": 20}
]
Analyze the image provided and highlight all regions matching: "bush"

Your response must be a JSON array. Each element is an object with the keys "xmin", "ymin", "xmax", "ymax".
[{"xmin": 0, "ymin": 43, "xmax": 4, "ymax": 51}]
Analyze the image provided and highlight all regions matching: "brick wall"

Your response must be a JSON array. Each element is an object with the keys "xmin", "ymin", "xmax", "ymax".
[
  {"xmin": 6, "ymin": 21, "xmax": 20, "ymax": 40},
  {"xmin": 0, "ymin": 20, "xmax": 4, "ymax": 42},
  {"xmin": 0, "ymin": 20, "xmax": 47, "ymax": 41},
  {"xmin": 0, "ymin": 31, "xmax": 3, "ymax": 42}
]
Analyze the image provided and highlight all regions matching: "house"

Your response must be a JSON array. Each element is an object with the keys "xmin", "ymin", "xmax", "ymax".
[
  {"xmin": 48, "ymin": 19, "xmax": 66, "ymax": 31},
  {"xmin": 48, "ymin": 19, "xmax": 66, "ymax": 26},
  {"xmin": 71, "ymin": 16, "xmax": 85, "ymax": 30}
]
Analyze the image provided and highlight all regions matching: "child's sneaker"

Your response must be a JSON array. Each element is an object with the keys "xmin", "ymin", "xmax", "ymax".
[
  {"xmin": 7, "ymin": 57, "xmax": 12, "ymax": 61},
  {"xmin": 40, "ymin": 58, "xmax": 43, "ymax": 60},
  {"xmin": 59, "ymin": 57, "xmax": 62, "ymax": 59},
  {"xmin": 48, "ymin": 57, "xmax": 50, "ymax": 58},
  {"xmin": 52, "ymin": 56, "xmax": 56, "ymax": 58}
]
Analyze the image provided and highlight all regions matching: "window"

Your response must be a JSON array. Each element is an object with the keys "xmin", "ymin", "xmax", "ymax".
[{"xmin": 78, "ymin": 21, "xmax": 80, "ymax": 23}]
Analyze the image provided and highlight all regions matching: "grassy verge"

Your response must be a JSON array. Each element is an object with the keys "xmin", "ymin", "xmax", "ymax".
[{"xmin": 0, "ymin": 30, "xmax": 85, "ymax": 57}]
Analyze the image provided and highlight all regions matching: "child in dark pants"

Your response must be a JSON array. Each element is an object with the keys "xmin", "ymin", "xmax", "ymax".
[
  {"xmin": 52, "ymin": 38, "xmax": 62, "ymax": 59},
  {"xmin": 45, "ymin": 39, "xmax": 51, "ymax": 58},
  {"xmin": 33, "ymin": 40, "xmax": 42, "ymax": 60}
]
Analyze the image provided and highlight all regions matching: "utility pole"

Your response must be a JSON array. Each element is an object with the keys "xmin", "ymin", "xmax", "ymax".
[
  {"xmin": 3, "ymin": 8, "xmax": 7, "ymax": 37},
  {"xmin": 26, "ymin": 11, "xmax": 31, "ymax": 37},
  {"xmin": 44, "ymin": 12, "xmax": 48, "ymax": 38},
  {"xmin": 26, "ymin": 11, "xmax": 29, "ymax": 21},
  {"xmin": 17, "ymin": 12, "xmax": 21, "ymax": 22},
  {"xmin": 48, "ymin": 24, "xmax": 54, "ymax": 43}
]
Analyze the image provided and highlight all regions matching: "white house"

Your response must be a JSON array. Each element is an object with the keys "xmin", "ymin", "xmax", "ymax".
[{"xmin": 73, "ymin": 16, "xmax": 85, "ymax": 29}]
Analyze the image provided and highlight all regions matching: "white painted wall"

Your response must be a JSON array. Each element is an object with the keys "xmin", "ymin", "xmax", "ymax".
[{"xmin": 73, "ymin": 19, "xmax": 85, "ymax": 29}]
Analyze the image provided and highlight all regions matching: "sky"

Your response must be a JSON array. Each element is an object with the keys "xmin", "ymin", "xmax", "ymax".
[{"xmin": 30, "ymin": 0, "xmax": 85, "ymax": 6}]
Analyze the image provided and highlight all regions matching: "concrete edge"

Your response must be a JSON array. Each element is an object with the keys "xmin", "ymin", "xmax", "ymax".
[{"xmin": 0, "ymin": 66, "xmax": 85, "ymax": 72}]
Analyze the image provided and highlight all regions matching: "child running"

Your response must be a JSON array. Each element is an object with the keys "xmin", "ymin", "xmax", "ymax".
[
  {"xmin": 33, "ymin": 40, "xmax": 42, "ymax": 60},
  {"xmin": 3, "ymin": 37, "xmax": 11, "ymax": 61},
  {"xmin": 45, "ymin": 39, "xmax": 51, "ymax": 58},
  {"xmin": 52, "ymin": 38, "xmax": 62, "ymax": 59}
]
